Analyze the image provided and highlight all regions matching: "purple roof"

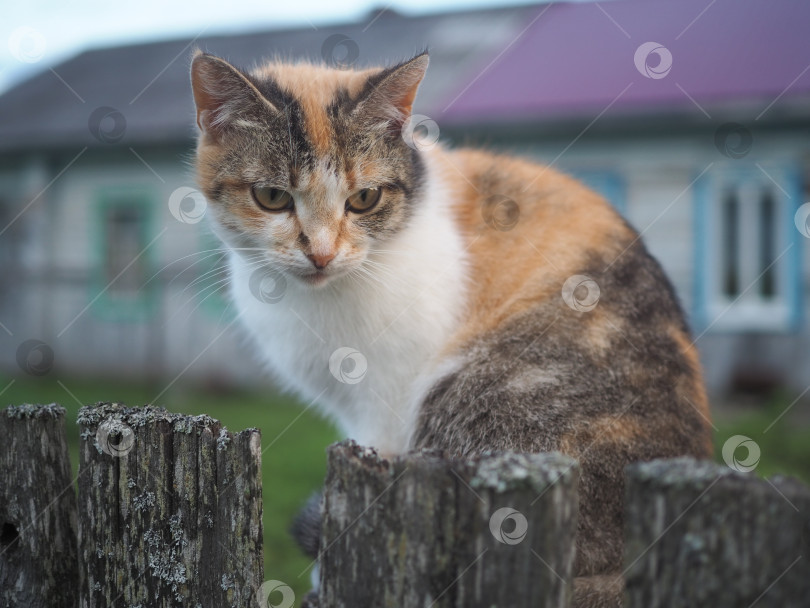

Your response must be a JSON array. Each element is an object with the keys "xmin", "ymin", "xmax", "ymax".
[{"xmin": 440, "ymin": 0, "xmax": 810, "ymax": 123}]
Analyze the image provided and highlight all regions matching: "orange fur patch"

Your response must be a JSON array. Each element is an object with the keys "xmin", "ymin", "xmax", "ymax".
[
  {"xmin": 433, "ymin": 146, "xmax": 632, "ymax": 355},
  {"xmin": 559, "ymin": 414, "xmax": 644, "ymax": 456},
  {"xmin": 583, "ymin": 308, "xmax": 620, "ymax": 357}
]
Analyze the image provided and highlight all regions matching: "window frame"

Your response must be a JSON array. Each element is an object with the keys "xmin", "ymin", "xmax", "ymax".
[
  {"xmin": 90, "ymin": 185, "xmax": 158, "ymax": 321},
  {"xmin": 693, "ymin": 164, "xmax": 802, "ymax": 333}
]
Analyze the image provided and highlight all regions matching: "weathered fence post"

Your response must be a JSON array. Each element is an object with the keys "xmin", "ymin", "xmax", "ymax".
[
  {"xmin": 76, "ymin": 402, "xmax": 263, "ymax": 608},
  {"xmin": 319, "ymin": 440, "xmax": 579, "ymax": 608},
  {"xmin": 624, "ymin": 458, "xmax": 810, "ymax": 607},
  {"xmin": 0, "ymin": 404, "xmax": 79, "ymax": 608}
]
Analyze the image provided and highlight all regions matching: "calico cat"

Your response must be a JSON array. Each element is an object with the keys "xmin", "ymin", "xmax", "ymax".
[{"xmin": 190, "ymin": 49, "xmax": 712, "ymax": 607}]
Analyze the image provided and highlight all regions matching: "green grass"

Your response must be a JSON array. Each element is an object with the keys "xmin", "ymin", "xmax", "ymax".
[
  {"xmin": 0, "ymin": 375, "xmax": 339, "ymax": 598},
  {"xmin": 712, "ymin": 392, "xmax": 810, "ymax": 484},
  {"xmin": 2, "ymin": 376, "xmax": 809, "ymax": 599}
]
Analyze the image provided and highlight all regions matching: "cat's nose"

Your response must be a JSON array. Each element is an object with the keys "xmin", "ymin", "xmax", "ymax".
[{"xmin": 307, "ymin": 252, "xmax": 336, "ymax": 270}]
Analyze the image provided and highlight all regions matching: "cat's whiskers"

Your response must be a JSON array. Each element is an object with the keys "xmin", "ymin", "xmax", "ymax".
[
  {"xmin": 358, "ymin": 261, "xmax": 402, "ymax": 285},
  {"xmin": 347, "ymin": 264, "xmax": 387, "ymax": 289},
  {"xmin": 367, "ymin": 248, "xmax": 427, "ymax": 258},
  {"xmin": 352, "ymin": 270, "xmax": 391, "ymax": 292},
  {"xmin": 182, "ymin": 261, "xmax": 233, "ymax": 293},
  {"xmin": 163, "ymin": 272, "xmax": 237, "ymax": 327},
  {"xmin": 355, "ymin": 259, "xmax": 416, "ymax": 291},
  {"xmin": 355, "ymin": 266, "xmax": 388, "ymax": 287},
  {"xmin": 183, "ymin": 277, "xmax": 234, "ymax": 321},
  {"xmin": 168, "ymin": 253, "xmax": 271, "ymax": 321},
  {"xmin": 345, "ymin": 268, "xmax": 367, "ymax": 290},
  {"xmin": 178, "ymin": 251, "xmax": 267, "ymax": 297},
  {"xmin": 143, "ymin": 247, "xmax": 267, "ymax": 293},
  {"xmin": 361, "ymin": 256, "xmax": 410, "ymax": 278},
  {"xmin": 142, "ymin": 248, "xmax": 229, "ymax": 290},
  {"xmin": 165, "ymin": 278, "xmax": 236, "ymax": 328}
]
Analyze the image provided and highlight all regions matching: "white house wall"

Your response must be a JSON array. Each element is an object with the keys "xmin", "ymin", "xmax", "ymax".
[{"xmin": 2, "ymin": 147, "xmax": 267, "ymax": 388}]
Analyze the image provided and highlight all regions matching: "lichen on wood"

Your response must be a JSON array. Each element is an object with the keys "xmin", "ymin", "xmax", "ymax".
[
  {"xmin": 319, "ymin": 440, "xmax": 579, "ymax": 608},
  {"xmin": 624, "ymin": 458, "xmax": 810, "ymax": 607},
  {"xmin": 76, "ymin": 402, "xmax": 263, "ymax": 608}
]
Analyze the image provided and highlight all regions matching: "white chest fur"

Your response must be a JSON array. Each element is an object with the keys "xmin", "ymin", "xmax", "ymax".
[{"xmin": 228, "ymin": 185, "xmax": 468, "ymax": 454}]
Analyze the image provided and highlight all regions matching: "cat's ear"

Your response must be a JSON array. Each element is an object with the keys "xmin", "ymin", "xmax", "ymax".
[
  {"xmin": 190, "ymin": 50, "xmax": 277, "ymax": 139},
  {"xmin": 353, "ymin": 52, "xmax": 429, "ymax": 132}
]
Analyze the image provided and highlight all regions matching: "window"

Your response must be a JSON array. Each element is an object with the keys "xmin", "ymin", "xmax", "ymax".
[
  {"xmin": 694, "ymin": 166, "xmax": 801, "ymax": 332},
  {"xmin": 105, "ymin": 205, "xmax": 147, "ymax": 296},
  {"xmin": 92, "ymin": 189, "xmax": 156, "ymax": 320}
]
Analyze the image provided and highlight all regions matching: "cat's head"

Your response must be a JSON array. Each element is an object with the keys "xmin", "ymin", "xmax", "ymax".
[{"xmin": 190, "ymin": 50, "xmax": 429, "ymax": 287}]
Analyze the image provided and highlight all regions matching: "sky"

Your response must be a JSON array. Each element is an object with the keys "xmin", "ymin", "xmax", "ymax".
[{"xmin": 0, "ymin": 0, "xmax": 557, "ymax": 94}]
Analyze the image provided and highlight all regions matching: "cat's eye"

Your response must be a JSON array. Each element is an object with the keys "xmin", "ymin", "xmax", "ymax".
[
  {"xmin": 346, "ymin": 188, "xmax": 382, "ymax": 213},
  {"xmin": 252, "ymin": 185, "xmax": 294, "ymax": 211}
]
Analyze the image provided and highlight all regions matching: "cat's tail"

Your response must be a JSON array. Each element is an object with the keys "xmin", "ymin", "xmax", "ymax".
[
  {"xmin": 290, "ymin": 490, "xmax": 323, "ymax": 559},
  {"xmin": 291, "ymin": 491, "xmax": 323, "ymax": 607},
  {"xmin": 573, "ymin": 574, "xmax": 624, "ymax": 608}
]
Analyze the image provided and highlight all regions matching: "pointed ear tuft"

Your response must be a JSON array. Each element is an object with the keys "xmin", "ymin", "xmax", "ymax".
[
  {"xmin": 190, "ymin": 51, "xmax": 275, "ymax": 139},
  {"xmin": 353, "ymin": 52, "xmax": 429, "ymax": 131}
]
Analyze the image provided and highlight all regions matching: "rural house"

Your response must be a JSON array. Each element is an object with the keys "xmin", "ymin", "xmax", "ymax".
[{"xmin": 1, "ymin": 0, "xmax": 808, "ymax": 396}]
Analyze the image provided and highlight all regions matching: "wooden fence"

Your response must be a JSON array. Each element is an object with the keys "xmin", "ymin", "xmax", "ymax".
[{"xmin": 1, "ymin": 402, "xmax": 808, "ymax": 607}]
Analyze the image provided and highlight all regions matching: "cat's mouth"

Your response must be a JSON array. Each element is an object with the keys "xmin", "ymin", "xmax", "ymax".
[
  {"xmin": 291, "ymin": 260, "xmax": 354, "ymax": 287},
  {"xmin": 298, "ymin": 269, "xmax": 333, "ymax": 287}
]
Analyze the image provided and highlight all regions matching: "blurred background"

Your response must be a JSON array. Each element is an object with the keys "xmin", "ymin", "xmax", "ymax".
[{"xmin": 1, "ymin": 0, "xmax": 809, "ymax": 598}]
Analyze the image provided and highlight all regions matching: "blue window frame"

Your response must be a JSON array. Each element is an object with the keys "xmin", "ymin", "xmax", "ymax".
[
  {"xmin": 693, "ymin": 164, "xmax": 802, "ymax": 332},
  {"xmin": 91, "ymin": 186, "xmax": 157, "ymax": 321}
]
